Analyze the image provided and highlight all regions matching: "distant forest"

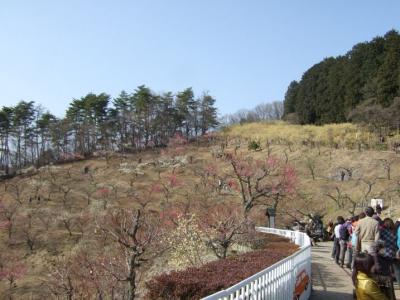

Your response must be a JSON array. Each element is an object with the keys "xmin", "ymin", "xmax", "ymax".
[
  {"xmin": 0, "ymin": 86, "xmax": 218, "ymax": 174},
  {"xmin": 219, "ymin": 101, "xmax": 283, "ymax": 125},
  {"xmin": 284, "ymin": 30, "xmax": 400, "ymax": 126}
]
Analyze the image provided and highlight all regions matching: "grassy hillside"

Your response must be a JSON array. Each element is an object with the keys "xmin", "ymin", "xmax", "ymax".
[
  {"xmin": 0, "ymin": 122, "xmax": 399, "ymax": 298},
  {"xmin": 224, "ymin": 122, "xmax": 400, "ymax": 220}
]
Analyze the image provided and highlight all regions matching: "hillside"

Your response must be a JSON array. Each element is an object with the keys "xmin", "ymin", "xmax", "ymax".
[
  {"xmin": 223, "ymin": 122, "xmax": 400, "ymax": 220},
  {"xmin": 284, "ymin": 29, "xmax": 400, "ymax": 125},
  {"xmin": 1, "ymin": 122, "xmax": 400, "ymax": 298}
]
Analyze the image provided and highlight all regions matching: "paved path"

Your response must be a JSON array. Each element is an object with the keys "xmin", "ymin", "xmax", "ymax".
[
  {"xmin": 310, "ymin": 241, "xmax": 400, "ymax": 299},
  {"xmin": 310, "ymin": 242, "xmax": 354, "ymax": 299}
]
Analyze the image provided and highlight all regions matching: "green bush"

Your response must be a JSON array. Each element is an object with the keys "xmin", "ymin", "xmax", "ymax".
[{"xmin": 248, "ymin": 140, "xmax": 261, "ymax": 151}]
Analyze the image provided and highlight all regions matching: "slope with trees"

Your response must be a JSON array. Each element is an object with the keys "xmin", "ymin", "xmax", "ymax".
[
  {"xmin": 283, "ymin": 30, "xmax": 400, "ymax": 126},
  {"xmin": 0, "ymin": 86, "xmax": 218, "ymax": 176}
]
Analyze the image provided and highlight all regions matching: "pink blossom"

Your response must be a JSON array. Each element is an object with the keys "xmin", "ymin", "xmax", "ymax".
[
  {"xmin": 151, "ymin": 184, "xmax": 164, "ymax": 193},
  {"xmin": 0, "ymin": 261, "xmax": 26, "ymax": 283},
  {"xmin": 204, "ymin": 164, "xmax": 217, "ymax": 177},
  {"xmin": 168, "ymin": 175, "xmax": 180, "ymax": 187},
  {"xmin": 96, "ymin": 187, "xmax": 111, "ymax": 197},
  {"xmin": 237, "ymin": 163, "xmax": 253, "ymax": 177},
  {"xmin": 282, "ymin": 166, "xmax": 297, "ymax": 193},
  {"xmin": 227, "ymin": 179, "xmax": 239, "ymax": 191},
  {"xmin": 0, "ymin": 220, "xmax": 11, "ymax": 230},
  {"xmin": 266, "ymin": 156, "xmax": 279, "ymax": 169}
]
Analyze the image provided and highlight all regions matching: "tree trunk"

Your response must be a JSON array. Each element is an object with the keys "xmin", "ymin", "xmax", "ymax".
[{"xmin": 127, "ymin": 255, "xmax": 136, "ymax": 300}]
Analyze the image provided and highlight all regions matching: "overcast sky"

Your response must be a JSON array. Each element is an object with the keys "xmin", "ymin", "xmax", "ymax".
[{"xmin": 1, "ymin": 0, "xmax": 400, "ymax": 117}]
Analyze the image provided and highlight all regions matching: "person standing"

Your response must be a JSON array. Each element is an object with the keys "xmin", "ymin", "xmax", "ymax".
[
  {"xmin": 333, "ymin": 216, "xmax": 345, "ymax": 264},
  {"xmin": 326, "ymin": 220, "xmax": 334, "ymax": 241},
  {"xmin": 355, "ymin": 207, "xmax": 380, "ymax": 254},
  {"xmin": 339, "ymin": 218, "xmax": 351, "ymax": 268},
  {"xmin": 376, "ymin": 218, "xmax": 397, "ymax": 299}
]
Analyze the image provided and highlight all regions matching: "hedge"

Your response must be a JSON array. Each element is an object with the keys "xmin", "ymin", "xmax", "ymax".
[{"xmin": 146, "ymin": 235, "xmax": 298, "ymax": 299}]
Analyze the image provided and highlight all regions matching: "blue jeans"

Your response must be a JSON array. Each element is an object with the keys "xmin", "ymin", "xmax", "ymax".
[{"xmin": 346, "ymin": 246, "xmax": 353, "ymax": 268}]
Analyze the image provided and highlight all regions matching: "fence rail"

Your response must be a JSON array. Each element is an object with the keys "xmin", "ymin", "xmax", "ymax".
[{"xmin": 202, "ymin": 227, "xmax": 312, "ymax": 300}]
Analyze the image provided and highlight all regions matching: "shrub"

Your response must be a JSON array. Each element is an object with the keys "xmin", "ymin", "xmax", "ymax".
[
  {"xmin": 146, "ymin": 236, "xmax": 298, "ymax": 299},
  {"xmin": 248, "ymin": 140, "xmax": 261, "ymax": 151},
  {"xmin": 164, "ymin": 214, "xmax": 207, "ymax": 269}
]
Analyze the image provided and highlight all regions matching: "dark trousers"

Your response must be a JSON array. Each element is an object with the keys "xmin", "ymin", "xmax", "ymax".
[
  {"xmin": 332, "ymin": 238, "xmax": 340, "ymax": 263},
  {"xmin": 339, "ymin": 240, "xmax": 348, "ymax": 266}
]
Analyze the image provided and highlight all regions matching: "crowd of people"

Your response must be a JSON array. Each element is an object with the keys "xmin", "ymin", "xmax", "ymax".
[{"xmin": 327, "ymin": 205, "xmax": 400, "ymax": 299}]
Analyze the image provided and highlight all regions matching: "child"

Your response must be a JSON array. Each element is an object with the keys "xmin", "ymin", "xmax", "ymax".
[{"xmin": 352, "ymin": 253, "xmax": 388, "ymax": 300}]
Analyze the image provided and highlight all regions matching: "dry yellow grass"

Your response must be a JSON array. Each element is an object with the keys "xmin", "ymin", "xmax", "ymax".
[
  {"xmin": 223, "ymin": 121, "xmax": 381, "ymax": 149},
  {"xmin": 222, "ymin": 122, "xmax": 400, "ymax": 222}
]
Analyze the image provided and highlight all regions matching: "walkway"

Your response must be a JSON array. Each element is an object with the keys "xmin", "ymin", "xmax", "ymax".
[
  {"xmin": 310, "ymin": 242, "xmax": 353, "ymax": 299},
  {"xmin": 310, "ymin": 241, "xmax": 400, "ymax": 299}
]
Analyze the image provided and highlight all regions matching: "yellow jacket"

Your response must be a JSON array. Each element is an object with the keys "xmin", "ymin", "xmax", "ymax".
[{"xmin": 355, "ymin": 272, "xmax": 389, "ymax": 300}]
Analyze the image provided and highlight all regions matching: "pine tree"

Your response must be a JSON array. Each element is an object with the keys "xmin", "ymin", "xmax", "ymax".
[{"xmin": 200, "ymin": 93, "xmax": 218, "ymax": 135}]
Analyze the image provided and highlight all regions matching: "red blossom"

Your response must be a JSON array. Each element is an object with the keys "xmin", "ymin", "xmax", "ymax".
[
  {"xmin": 159, "ymin": 208, "xmax": 184, "ymax": 228},
  {"xmin": 266, "ymin": 156, "xmax": 279, "ymax": 169},
  {"xmin": 282, "ymin": 166, "xmax": 297, "ymax": 193},
  {"xmin": 237, "ymin": 164, "xmax": 253, "ymax": 177},
  {"xmin": 204, "ymin": 164, "xmax": 217, "ymax": 177},
  {"xmin": 167, "ymin": 175, "xmax": 180, "ymax": 187},
  {"xmin": 0, "ymin": 220, "xmax": 11, "ymax": 230},
  {"xmin": 166, "ymin": 133, "xmax": 188, "ymax": 156},
  {"xmin": 227, "ymin": 179, "xmax": 239, "ymax": 191},
  {"xmin": 151, "ymin": 184, "xmax": 164, "ymax": 193},
  {"xmin": 96, "ymin": 187, "xmax": 111, "ymax": 197},
  {"xmin": 0, "ymin": 260, "xmax": 26, "ymax": 284}
]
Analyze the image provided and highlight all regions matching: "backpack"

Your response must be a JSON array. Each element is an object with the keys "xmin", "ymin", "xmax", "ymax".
[{"xmin": 339, "ymin": 223, "xmax": 350, "ymax": 241}]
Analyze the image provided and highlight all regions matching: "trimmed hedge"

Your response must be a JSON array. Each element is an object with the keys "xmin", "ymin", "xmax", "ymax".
[{"xmin": 146, "ymin": 236, "xmax": 298, "ymax": 299}]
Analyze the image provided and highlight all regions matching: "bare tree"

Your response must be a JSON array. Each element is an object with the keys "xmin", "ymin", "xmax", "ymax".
[
  {"xmin": 58, "ymin": 212, "xmax": 74, "ymax": 237},
  {"xmin": 7, "ymin": 183, "xmax": 24, "ymax": 205},
  {"xmin": 201, "ymin": 203, "xmax": 249, "ymax": 259},
  {"xmin": 99, "ymin": 208, "xmax": 161, "ymax": 300},
  {"xmin": 377, "ymin": 157, "xmax": 397, "ymax": 180},
  {"xmin": 338, "ymin": 166, "xmax": 356, "ymax": 181},
  {"xmin": 265, "ymin": 139, "xmax": 272, "ymax": 157},
  {"xmin": 36, "ymin": 208, "xmax": 53, "ymax": 231},
  {"xmin": 20, "ymin": 220, "xmax": 40, "ymax": 253},
  {"xmin": 360, "ymin": 178, "xmax": 377, "ymax": 202},
  {"xmin": 325, "ymin": 186, "xmax": 358, "ymax": 216},
  {"xmin": 305, "ymin": 156, "xmax": 317, "ymax": 180},
  {"xmin": 60, "ymin": 185, "xmax": 72, "ymax": 208},
  {"xmin": 0, "ymin": 202, "xmax": 19, "ymax": 239},
  {"xmin": 46, "ymin": 256, "xmax": 76, "ymax": 300},
  {"xmin": 282, "ymin": 193, "xmax": 326, "ymax": 223},
  {"xmin": 228, "ymin": 154, "xmax": 296, "ymax": 216}
]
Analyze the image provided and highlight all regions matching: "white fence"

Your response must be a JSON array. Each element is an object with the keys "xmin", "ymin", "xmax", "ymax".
[{"xmin": 202, "ymin": 227, "xmax": 312, "ymax": 300}]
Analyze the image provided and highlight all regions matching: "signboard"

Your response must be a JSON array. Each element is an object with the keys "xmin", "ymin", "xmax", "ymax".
[
  {"xmin": 266, "ymin": 208, "xmax": 276, "ymax": 228},
  {"xmin": 371, "ymin": 198, "xmax": 384, "ymax": 209},
  {"xmin": 293, "ymin": 261, "xmax": 311, "ymax": 300}
]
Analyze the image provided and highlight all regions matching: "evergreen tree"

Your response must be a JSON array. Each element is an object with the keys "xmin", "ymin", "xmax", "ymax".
[
  {"xmin": 176, "ymin": 88, "xmax": 195, "ymax": 139},
  {"xmin": 200, "ymin": 93, "xmax": 218, "ymax": 135},
  {"xmin": 283, "ymin": 29, "xmax": 400, "ymax": 124},
  {"xmin": 0, "ymin": 86, "xmax": 218, "ymax": 172}
]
